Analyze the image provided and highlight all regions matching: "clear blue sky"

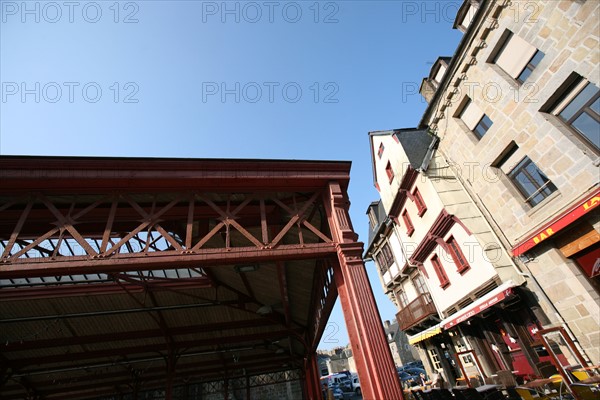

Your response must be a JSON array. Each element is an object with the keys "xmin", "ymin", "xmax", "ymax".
[{"xmin": 0, "ymin": 0, "xmax": 463, "ymax": 349}]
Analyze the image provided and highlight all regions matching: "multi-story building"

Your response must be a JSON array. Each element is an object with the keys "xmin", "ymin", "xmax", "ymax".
[
  {"xmin": 366, "ymin": 0, "xmax": 599, "ymax": 390},
  {"xmin": 365, "ymin": 128, "xmax": 552, "ymax": 386},
  {"xmin": 419, "ymin": 0, "xmax": 599, "ymax": 371}
]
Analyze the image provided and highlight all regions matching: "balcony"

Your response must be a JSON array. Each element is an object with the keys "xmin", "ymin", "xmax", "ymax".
[{"xmin": 396, "ymin": 293, "xmax": 438, "ymax": 332}]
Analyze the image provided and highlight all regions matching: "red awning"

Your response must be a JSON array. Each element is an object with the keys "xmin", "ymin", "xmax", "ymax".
[{"xmin": 442, "ymin": 281, "xmax": 517, "ymax": 330}]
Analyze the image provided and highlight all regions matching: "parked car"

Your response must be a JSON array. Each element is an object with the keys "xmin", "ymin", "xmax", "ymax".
[
  {"xmin": 338, "ymin": 377, "xmax": 353, "ymax": 392},
  {"xmin": 331, "ymin": 387, "xmax": 344, "ymax": 399},
  {"xmin": 404, "ymin": 360, "xmax": 425, "ymax": 369},
  {"xmin": 398, "ymin": 368, "xmax": 429, "ymax": 388},
  {"xmin": 322, "ymin": 384, "xmax": 343, "ymax": 400},
  {"xmin": 351, "ymin": 376, "xmax": 361, "ymax": 396},
  {"xmin": 321, "ymin": 373, "xmax": 349, "ymax": 388},
  {"xmin": 405, "ymin": 368, "xmax": 428, "ymax": 380},
  {"xmin": 398, "ymin": 370, "xmax": 419, "ymax": 386}
]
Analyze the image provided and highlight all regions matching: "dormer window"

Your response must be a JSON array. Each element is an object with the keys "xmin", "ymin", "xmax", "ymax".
[
  {"xmin": 454, "ymin": 1, "xmax": 479, "ymax": 33},
  {"xmin": 367, "ymin": 206, "xmax": 378, "ymax": 229},
  {"xmin": 432, "ymin": 64, "xmax": 447, "ymax": 87}
]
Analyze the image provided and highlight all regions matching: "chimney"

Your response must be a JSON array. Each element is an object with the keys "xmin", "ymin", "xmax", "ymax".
[{"xmin": 384, "ymin": 320, "xmax": 391, "ymax": 329}]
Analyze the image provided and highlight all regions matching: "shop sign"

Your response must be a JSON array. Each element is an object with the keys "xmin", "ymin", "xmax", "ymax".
[
  {"xmin": 512, "ymin": 189, "xmax": 600, "ymax": 256},
  {"xmin": 443, "ymin": 288, "xmax": 513, "ymax": 330}
]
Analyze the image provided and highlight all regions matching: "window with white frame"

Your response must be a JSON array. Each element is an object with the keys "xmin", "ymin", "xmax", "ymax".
[
  {"xmin": 412, "ymin": 274, "xmax": 428, "ymax": 295},
  {"xmin": 429, "ymin": 348, "xmax": 443, "ymax": 371},
  {"xmin": 432, "ymin": 64, "xmax": 447, "ymax": 87},
  {"xmin": 395, "ymin": 288, "xmax": 409, "ymax": 308},
  {"xmin": 456, "ymin": 97, "xmax": 493, "ymax": 139},
  {"xmin": 456, "ymin": 3, "xmax": 478, "ymax": 33},
  {"xmin": 491, "ymin": 30, "xmax": 544, "ymax": 83}
]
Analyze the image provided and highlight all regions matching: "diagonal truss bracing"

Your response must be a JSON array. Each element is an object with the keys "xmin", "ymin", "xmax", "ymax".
[{"xmin": 0, "ymin": 191, "xmax": 333, "ymax": 280}]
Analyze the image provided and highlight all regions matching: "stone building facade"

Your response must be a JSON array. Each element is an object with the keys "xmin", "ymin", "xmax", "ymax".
[
  {"xmin": 418, "ymin": 0, "xmax": 599, "ymax": 367},
  {"xmin": 367, "ymin": 0, "xmax": 599, "ymax": 389},
  {"xmin": 384, "ymin": 320, "xmax": 420, "ymax": 367}
]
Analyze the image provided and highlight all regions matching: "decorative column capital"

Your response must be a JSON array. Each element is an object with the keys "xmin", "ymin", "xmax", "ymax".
[
  {"xmin": 327, "ymin": 181, "xmax": 358, "ymax": 243},
  {"xmin": 336, "ymin": 242, "xmax": 365, "ymax": 266}
]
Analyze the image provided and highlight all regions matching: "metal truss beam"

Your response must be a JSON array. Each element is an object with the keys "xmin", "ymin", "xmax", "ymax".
[
  {"xmin": 4, "ymin": 318, "xmax": 278, "ymax": 353},
  {"xmin": 0, "ymin": 243, "xmax": 336, "ymax": 279},
  {"xmin": 10, "ymin": 329, "xmax": 302, "ymax": 369}
]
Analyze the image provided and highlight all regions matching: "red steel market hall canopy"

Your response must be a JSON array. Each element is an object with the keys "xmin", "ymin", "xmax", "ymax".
[{"xmin": 0, "ymin": 156, "xmax": 403, "ymax": 400}]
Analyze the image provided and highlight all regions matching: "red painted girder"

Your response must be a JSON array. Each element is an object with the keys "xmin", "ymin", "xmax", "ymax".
[
  {"xmin": 311, "ymin": 277, "xmax": 338, "ymax": 352},
  {"xmin": 0, "ymin": 277, "xmax": 213, "ymax": 301},
  {"xmin": 3, "ymin": 319, "xmax": 279, "ymax": 352},
  {"xmin": 10, "ymin": 329, "xmax": 303, "ymax": 368},
  {"xmin": 0, "ymin": 157, "xmax": 351, "ymax": 193},
  {"xmin": 0, "ymin": 242, "xmax": 336, "ymax": 279}
]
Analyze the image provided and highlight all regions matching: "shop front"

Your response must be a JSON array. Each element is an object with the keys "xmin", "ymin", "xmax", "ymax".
[
  {"xmin": 413, "ymin": 281, "xmax": 562, "ymax": 387},
  {"xmin": 408, "ymin": 273, "xmax": 597, "ymax": 389}
]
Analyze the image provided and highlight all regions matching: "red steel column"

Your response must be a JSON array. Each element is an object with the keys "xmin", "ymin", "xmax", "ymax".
[
  {"xmin": 324, "ymin": 182, "xmax": 404, "ymax": 400},
  {"xmin": 304, "ymin": 354, "xmax": 322, "ymax": 400}
]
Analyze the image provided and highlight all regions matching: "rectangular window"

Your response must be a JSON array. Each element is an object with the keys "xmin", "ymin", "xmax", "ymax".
[
  {"xmin": 494, "ymin": 142, "xmax": 559, "ymax": 208},
  {"xmin": 367, "ymin": 206, "xmax": 378, "ymax": 229},
  {"xmin": 457, "ymin": 98, "xmax": 493, "ymax": 139},
  {"xmin": 396, "ymin": 288, "xmax": 409, "ymax": 308},
  {"xmin": 446, "ymin": 236, "xmax": 470, "ymax": 274},
  {"xmin": 413, "ymin": 187, "xmax": 427, "ymax": 216},
  {"xmin": 456, "ymin": 3, "xmax": 477, "ymax": 33},
  {"xmin": 432, "ymin": 64, "xmax": 447, "ymax": 87},
  {"xmin": 474, "ymin": 114, "xmax": 494, "ymax": 139},
  {"xmin": 492, "ymin": 30, "xmax": 542, "ymax": 82},
  {"xmin": 508, "ymin": 156, "xmax": 558, "ymax": 207},
  {"xmin": 385, "ymin": 161, "xmax": 394, "ymax": 183},
  {"xmin": 378, "ymin": 143, "xmax": 385, "ymax": 159},
  {"xmin": 431, "ymin": 254, "xmax": 450, "ymax": 289},
  {"xmin": 402, "ymin": 210, "xmax": 414, "ymax": 237},
  {"xmin": 517, "ymin": 50, "xmax": 544, "ymax": 83},
  {"xmin": 429, "ymin": 348, "xmax": 443, "ymax": 370},
  {"xmin": 551, "ymin": 78, "xmax": 600, "ymax": 152},
  {"xmin": 412, "ymin": 274, "xmax": 428, "ymax": 295},
  {"xmin": 375, "ymin": 242, "xmax": 395, "ymax": 273}
]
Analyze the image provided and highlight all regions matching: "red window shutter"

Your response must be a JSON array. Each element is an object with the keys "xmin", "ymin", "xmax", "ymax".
[
  {"xmin": 447, "ymin": 236, "xmax": 470, "ymax": 273},
  {"xmin": 402, "ymin": 210, "xmax": 414, "ymax": 236},
  {"xmin": 431, "ymin": 255, "xmax": 450, "ymax": 288},
  {"xmin": 385, "ymin": 162, "xmax": 394, "ymax": 183},
  {"xmin": 413, "ymin": 187, "xmax": 427, "ymax": 216},
  {"xmin": 378, "ymin": 143, "xmax": 385, "ymax": 159}
]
